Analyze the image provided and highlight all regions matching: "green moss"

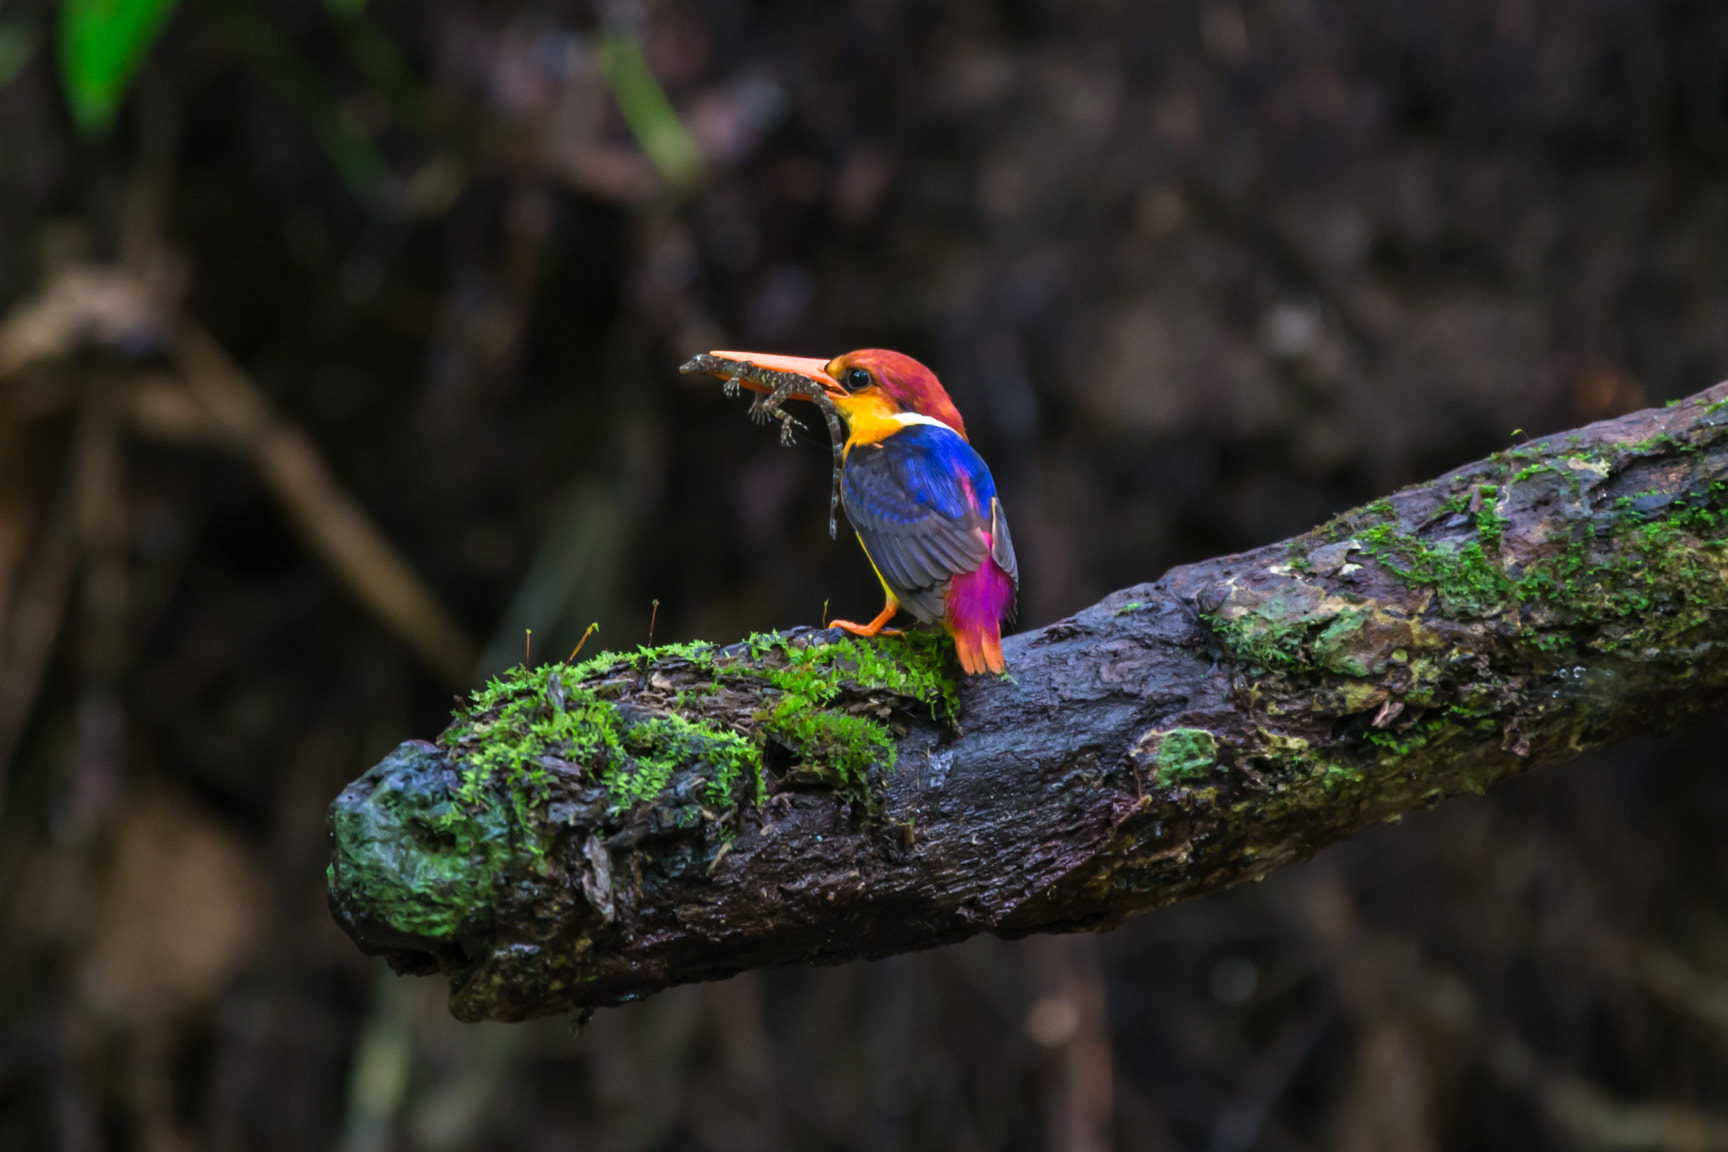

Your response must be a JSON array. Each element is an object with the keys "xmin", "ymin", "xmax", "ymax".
[
  {"xmin": 615, "ymin": 713, "xmax": 759, "ymax": 809},
  {"xmin": 1152, "ymin": 728, "xmax": 1218, "ymax": 787},
  {"xmin": 1508, "ymin": 463, "xmax": 1557, "ymax": 485},
  {"xmin": 1278, "ymin": 436, "xmax": 1728, "ymax": 676},
  {"xmin": 1356, "ymin": 521, "xmax": 1512, "ymax": 617},
  {"xmin": 1475, "ymin": 486, "xmax": 1506, "ymax": 550},
  {"xmin": 1204, "ymin": 584, "xmax": 1353, "ymax": 673},
  {"xmin": 1312, "ymin": 608, "xmax": 1372, "ymax": 675},
  {"xmin": 764, "ymin": 693, "xmax": 894, "ymax": 793},
  {"xmin": 1234, "ymin": 732, "xmax": 1370, "ymax": 816},
  {"xmin": 1213, "ymin": 446, "xmax": 1728, "ymax": 692},
  {"xmin": 439, "ymin": 630, "xmax": 959, "ymax": 828},
  {"xmin": 753, "ymin": 631, "xmax": 958, "ymax": 805},
  {"xmin": 1209, "ymin": 611, "xmax": 1308, "ymax": 673},
  {"xmin": 1335, "ymin": 480, "xmax": 1728, "ymax": 639},
  {"xmin": 1205, "ymin": 430, "xmax": 1728, "ymax": 815},
  {"xmin": 1624, "ymin": 432, "xmax": 1699, "ymax": 457},
  {"xmin": 328, "ymin": 742, "xmax": 512, "ymax": 945},
  {"xmin": 765, "ymin": 630, "xmax": 959, "ymax": 727},
  {"xmin": 1434, "ymin": 492, "xmax": 1472, "ymax": 518},
  {"xmin": 1522, "ymin": 499, "xmax": 1728, "ymax": 642},
  {"xmin": 1314, "ymin": 490, "xmax": 1406, "ymax": 545}
]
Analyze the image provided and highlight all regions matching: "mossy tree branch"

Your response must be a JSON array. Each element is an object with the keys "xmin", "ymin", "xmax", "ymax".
[{"xmin": 329, "ymin": 384, "xmax": 1728, "ymax": 1022}]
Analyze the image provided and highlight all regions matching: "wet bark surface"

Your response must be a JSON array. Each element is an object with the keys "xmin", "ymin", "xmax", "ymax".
[{"xmin": 330, "ymin": 384, "xmax": 1728, "ymax": 1022}]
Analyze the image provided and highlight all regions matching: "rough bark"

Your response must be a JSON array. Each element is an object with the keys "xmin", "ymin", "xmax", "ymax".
[{"xmin": 329, "ymin": 384, "xmax": 1728, "ymax": 1022}]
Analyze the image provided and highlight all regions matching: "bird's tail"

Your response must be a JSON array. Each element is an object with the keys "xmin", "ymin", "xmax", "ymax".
[
  {"xmin": 945, "ymin": 558, "xmax": 1015, "ymax": 675},
  {"xmin": 950, "ymin": 620, "xmax": 1006, "ymax": 675}
]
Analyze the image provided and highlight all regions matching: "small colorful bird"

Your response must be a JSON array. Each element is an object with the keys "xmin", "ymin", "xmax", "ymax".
[{"xmin": 693, "ymin": 348, "xmax": 1018, "ymax": 675}]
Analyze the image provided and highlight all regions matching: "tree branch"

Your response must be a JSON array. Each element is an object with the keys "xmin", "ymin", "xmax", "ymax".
[{"xmin": 328, "ymin": 384, "xmax": 1728, "ymax": 1022}]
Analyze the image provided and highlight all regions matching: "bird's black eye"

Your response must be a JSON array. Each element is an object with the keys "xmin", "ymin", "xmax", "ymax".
[{"xmin": 845, "ymin": 367, "xmax": 873, "ymax": 392}]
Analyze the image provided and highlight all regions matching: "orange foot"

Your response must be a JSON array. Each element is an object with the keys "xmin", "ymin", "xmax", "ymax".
[{"xmin": 829, "ymin": 600, "xmax": 903, "ymax": 638}]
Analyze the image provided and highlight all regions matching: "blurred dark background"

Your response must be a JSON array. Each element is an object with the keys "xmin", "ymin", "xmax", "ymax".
[{"xmin": 3, "ymin": 0, "xmax": 1728, "ymax": 1148}]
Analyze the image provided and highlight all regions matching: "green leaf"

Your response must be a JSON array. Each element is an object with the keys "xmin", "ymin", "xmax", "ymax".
[
  {"xmin": 57, "ymin": 0, "xmax": 181, "ymax": 136},
  {"xmin": 0, "ymin": 23, "xmax": 38, "ymax": 88},
  {"xmin": 597, "ymin": 31, "xmax": 703, "ymax": 189}
]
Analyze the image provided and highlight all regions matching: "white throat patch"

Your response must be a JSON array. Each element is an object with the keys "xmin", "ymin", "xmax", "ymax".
[{"xmin": 890, "ymin": 412, "xmax": 956, "ymax": 432}]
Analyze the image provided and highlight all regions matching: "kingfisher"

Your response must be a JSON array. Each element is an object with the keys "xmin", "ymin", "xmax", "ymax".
[{"xmin": 691, "ymin": 348, "xmax": 1018, "ymax": 675}]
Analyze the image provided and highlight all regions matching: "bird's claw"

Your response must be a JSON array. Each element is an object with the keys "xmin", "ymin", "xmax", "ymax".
[{"xmin": 830, "ymin": 620, "xmax": 905, "ymax": 638}]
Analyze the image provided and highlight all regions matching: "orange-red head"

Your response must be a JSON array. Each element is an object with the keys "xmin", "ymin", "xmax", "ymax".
[
  {"xmin": 698, "ymin": 348, "xmax": 968, "ymax": 442},
  {"xmin": 825, "ymin": 349, "xmax": 967, "ymax": 440}
]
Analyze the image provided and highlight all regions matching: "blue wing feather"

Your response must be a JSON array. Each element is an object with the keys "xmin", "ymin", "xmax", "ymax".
[{"xmin": 840, "ymin": 424, "xmax": 1016, "ymax": 623}]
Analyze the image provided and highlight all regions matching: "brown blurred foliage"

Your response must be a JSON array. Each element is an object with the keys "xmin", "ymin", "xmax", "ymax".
[{"xmin": 1, "ymin": 0, "xmax": 1727, "ymax": 1148}]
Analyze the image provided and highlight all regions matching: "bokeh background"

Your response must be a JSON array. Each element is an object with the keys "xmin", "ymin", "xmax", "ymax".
[{"xmin": 3, "ymin": 0, "xmax": 1728, "ymax": 1148}]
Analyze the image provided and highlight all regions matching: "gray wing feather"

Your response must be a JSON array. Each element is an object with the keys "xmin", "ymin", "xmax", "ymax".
[
  {"xmin": 990, "ymin": 497, "xmax": 1019, "ymax": 587},
  {"xmin": 840, "ymin": 440, "xmax": 990, "ymax": 607}
]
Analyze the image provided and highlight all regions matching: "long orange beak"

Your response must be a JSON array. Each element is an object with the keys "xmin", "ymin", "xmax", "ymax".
[{"xmin": 682, "ymin": 350, "xmax": 845, "ymax": 398}]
